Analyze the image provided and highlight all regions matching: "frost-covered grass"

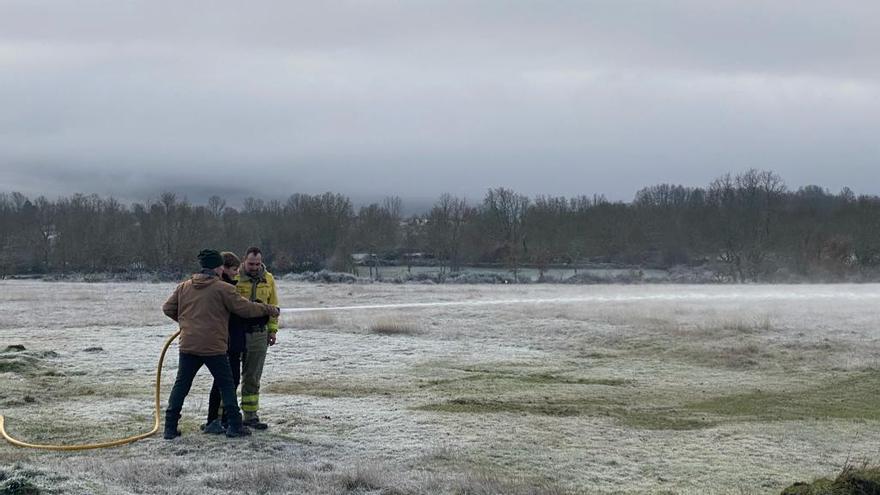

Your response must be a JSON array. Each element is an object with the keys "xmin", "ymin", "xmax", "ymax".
[
  {"xmin": 2, "ymin": 281, "xmax": 880, "ymax": 494},
  {"xmin": 368, "ymin": 317, "xmax": 423, "ymax": 336}
]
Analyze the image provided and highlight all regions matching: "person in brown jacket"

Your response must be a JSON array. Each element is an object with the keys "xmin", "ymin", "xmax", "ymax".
[{"xmin": 161, "ymin": 249, "xmax": 280, "ymax": 439}]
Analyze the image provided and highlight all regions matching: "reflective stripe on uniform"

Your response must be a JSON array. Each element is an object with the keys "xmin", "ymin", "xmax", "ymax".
[{"xmin": 241, "ymin": 394, "xmax": 260, "ymax": 412}]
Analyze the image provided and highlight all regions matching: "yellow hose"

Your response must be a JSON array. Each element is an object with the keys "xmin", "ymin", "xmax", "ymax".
[{"xmin": 0, "ymin": 330, "xmax": 180, "ymax": 451}]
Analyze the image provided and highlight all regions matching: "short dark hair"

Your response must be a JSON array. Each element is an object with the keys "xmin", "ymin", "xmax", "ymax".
[
  {"xmin": 245, "ymin": 246, "xmax": 262, "ymax": 258},
  {"xmin": 221, "ymin": 251, "xmax": 241, "ymax": 268}
]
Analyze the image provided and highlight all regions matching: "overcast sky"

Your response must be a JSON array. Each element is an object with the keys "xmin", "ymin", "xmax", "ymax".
[{"xmin": 1, "ymin": 0, "xmax": 878, "ymax": 209}]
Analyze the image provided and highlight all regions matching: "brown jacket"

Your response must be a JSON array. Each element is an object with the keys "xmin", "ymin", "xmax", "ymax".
[{"xmin": 162, "ymin": 273, "xmax": 275, "ymax": 356}]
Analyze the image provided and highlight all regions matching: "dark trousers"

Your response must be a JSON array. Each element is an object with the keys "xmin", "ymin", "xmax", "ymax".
[
  {"xmin": 165, "ymin": 352, "xmax": 242, "ymax": 429},
  {"xmin": 206, "ymin": 351, "xmax": 242, "ymax": 424}
]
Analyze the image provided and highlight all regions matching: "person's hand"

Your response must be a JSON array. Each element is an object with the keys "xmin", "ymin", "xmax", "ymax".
[
  {"xmin": 268, "ymin": 332, "xmax": 277, "ymax": 346},
  {"xmin": 268, "ymin": 305, "xmax": 280, "ymax": 317}
]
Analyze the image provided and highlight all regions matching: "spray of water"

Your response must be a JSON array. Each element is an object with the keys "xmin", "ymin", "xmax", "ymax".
[{"xmin": 279, "ymin": 290, "xmax": 880, "ymax": 314}]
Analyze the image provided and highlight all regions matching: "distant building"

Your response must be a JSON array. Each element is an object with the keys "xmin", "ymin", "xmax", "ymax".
[{"xmin": 351, "ymin": 253, "xmax": 379, "ymax": 265}]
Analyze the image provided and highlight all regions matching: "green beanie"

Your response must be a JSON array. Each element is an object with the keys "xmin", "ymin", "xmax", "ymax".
[{"xmin": 198, "ymin": 249, "xmax": 224, "ymax": 269}]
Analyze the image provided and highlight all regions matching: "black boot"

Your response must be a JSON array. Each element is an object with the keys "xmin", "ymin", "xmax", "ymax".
[
  {"xmin": 201, "ymin": 419, "xmax": 225, "ymax": 434},
  {"xmin": 164, "ymin": 415, "xmax": 181, "ymax": 440},
  {"xmin": 243, "ymin": 414, "xmax": 268, "ymax": 430},
  {"xmin": 225, "ymin": 410, "xmax": 251, "ymax": 438},
  {"xmin": 225, "ymin": 423, "xmax": 252, "ymax": 438}
]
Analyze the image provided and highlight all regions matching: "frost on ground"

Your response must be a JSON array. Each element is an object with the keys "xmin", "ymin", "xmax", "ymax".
[{"xmin": 2, "ymin": 281, "xmax": 880, "ymax": 494}]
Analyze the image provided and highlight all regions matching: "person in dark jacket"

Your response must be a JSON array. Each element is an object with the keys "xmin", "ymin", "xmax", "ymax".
[
  {"xmin": 201, "ymin": 252, "xmax": 270, "ymax": 433},
  {"xmin": 161, "ymin": 249, "xmax": 280, "ymax": 440}
]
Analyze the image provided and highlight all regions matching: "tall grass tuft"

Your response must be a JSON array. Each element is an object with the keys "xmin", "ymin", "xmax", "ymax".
[{"xmin": 369, "ymin": 318, "xmax": 422, "ymax": 336}]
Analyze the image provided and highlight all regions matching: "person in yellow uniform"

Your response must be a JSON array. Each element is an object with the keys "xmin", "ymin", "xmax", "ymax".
[{"xmin": 235, "ymin": 246, "xmax": 280, "ymax": 430}]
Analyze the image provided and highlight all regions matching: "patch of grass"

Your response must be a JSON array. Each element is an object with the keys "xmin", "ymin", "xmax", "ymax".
[
  {"xmin": 519, "ymin": 373, "xmax": 629, "ymax": 386},
  {"xmin": 93, "ymin": 459, "xmax": 186, "ymax": 492},
  {"xmin": 617, "ymin": 407, "xmax": 717, "ymax": 430},
  {"xmin": 449, "ymin": 470, "xmax": 569, "ymax": 495},
  {"xmin": 0, "ymin": 354, "xmax": 46, "ymax": 375},
  {"xmin": 205, "ymin": 464, "xmax": 313, "ymax": 495},
  {"xmin": 369, "ymin": 318, "xmax": 423, "ymax": 336},
  {"xmin": 0, "ymin": 350, "xmax": 59, "ymax": 375},
  {"xmin": 264, "ymin": 379, "xmax": 397, "ymax": 398},
  {"xmin": 3, "ymin": 410, "xmax": 159, "ymax": 446},
  {"xmin": 0, "ymin": 453, "xmax": 30, "ymax": 466},
  {"xmin": 416, "ymin": 396, "xmax": 608, "ymax": 416},
  {"xmin": 283, "ymin": 312, "xmax": 337, "ymax": 329},
  {"xmin": 418, "ymin": 373, "xmax": 504, "ymax": 388},
  {"xmin": 0, "ymin": 466, "xmax": 42, "ymax": 495},
  {"xmin": 337, "ymin": 464, "xmax": 410, "ymax": 495},
  {"xmin": 419, "ymin": 370, "xmax": 629, "ymax": 389},
  {"xmin": 0, "ymin": 359, "xmax": 31, "ymax": 374},
  {"xmin": 30, "ymin": 351, "xmax": 58, "ymax": 359},
  {"xmin": 423, "ymin": 444, "xmax": 461, "ymax": 463},
  {"xmin": 781, "ymin": 463, "xmax": 880, "ymax": 495},
  {"xmin": 415, "ymin": 368, "xmax": 639, "ymax": 426},
  {"xmin": 704, "ymin": 343, "xmax": 766, "ymax": 369},
  {"xmin": 415, "ymin": 397, "xmax": 715, "ymax": 430},
  {"xmin": 0, "ymin": 476, "xmax": 41, "ymax": 495},
  {"xmin": 640, "ymin": 339, "xmax": 779, "ymax": 370},
  {"xmin": 576, "ymin": 350, "xmax": 617, "ymax": 359},
  {"xmin": 688, "ymin": 370, "xmax": 880, "ymax": 422},
  {"xmin": 698, "ymin": 316, "xmax": 775, "ymax": 335}
]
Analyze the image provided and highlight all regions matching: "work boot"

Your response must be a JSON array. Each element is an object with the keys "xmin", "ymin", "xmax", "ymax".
[
  {"xmin": 201, "ymin": 419, "xmax": 225, "ymax": 434},
  {"xmin": 225, "ymin": 423, "xmax": 252, "ymax": 438},
  {"xmin": 243, "ymin": 415, "xmax": 268, "ymax": 430},
  {"xmin": 163, "ymin": 415, "xmax": 181, "ymax": 440}
]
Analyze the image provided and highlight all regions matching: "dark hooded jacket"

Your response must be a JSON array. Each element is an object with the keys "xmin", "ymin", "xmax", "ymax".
[{"xmin": 222, "ymin": 273, "xmax": 269, "ymax": 353}]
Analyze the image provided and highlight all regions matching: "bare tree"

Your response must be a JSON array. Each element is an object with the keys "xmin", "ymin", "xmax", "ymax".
[
  {"xmin": 354, "ymin": 198, "xmax": 402, "ymax": 279},
  {"xmin": 482, "ymin": 187, "xmax": 529, "ymax": 282},
  {"xmin": 525, "ymin": 196, "xmax": 569, "ymax": 279},
  {"xmin": 426, "ymin": 194, "xmax": 469, "ymax": 275},
  {"xmin": 207, "ymin": 195, "xmax": 226, "ymax": 217}
]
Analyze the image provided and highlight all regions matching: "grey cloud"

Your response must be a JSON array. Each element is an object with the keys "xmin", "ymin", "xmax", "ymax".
[{"xmin": 0, "ymin": 1, "xmax": 878, "ymax": 207}]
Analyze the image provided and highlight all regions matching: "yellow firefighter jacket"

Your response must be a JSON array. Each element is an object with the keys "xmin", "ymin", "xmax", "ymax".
[{"xmin": 235, "ymin": 264, "xmax": 279, "ymax": 333}]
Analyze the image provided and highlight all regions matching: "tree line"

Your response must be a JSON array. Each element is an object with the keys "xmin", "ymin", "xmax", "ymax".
[{"xmin": 2, "ymin": 169, "xmax": 879, "ymax": 281}]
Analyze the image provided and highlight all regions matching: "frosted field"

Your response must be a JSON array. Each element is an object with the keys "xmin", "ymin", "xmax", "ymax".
[
  {"xmin": 2, "ymin": 281, "xmax": 880, "ymax": 494},
  {"xmin": 350, "ymin": 266, "xmax": 669, "ymax": 281}
]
